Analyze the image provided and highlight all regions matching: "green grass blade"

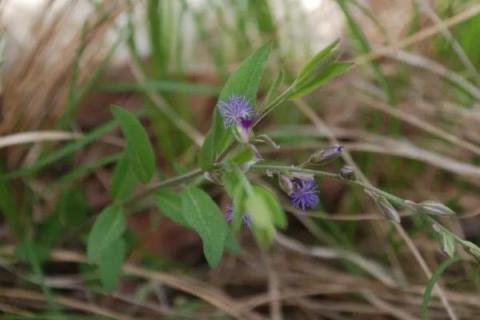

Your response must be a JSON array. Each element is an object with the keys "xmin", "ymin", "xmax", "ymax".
[
  {"xmin": 421, "ymin": 257, "xmax": 460, "ymax": 320},
  {"xmin": 337, "ymin": 0, "xmax": 396, "ymax": 105},
  {"xmin": 0, "ymin": 121, "xmax": 116, "ymax": 181}
]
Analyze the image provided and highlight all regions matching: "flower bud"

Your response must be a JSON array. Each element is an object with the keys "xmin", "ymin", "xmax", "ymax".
[
  {"xmin": 339, "ymin": 166, "xmax": 355, "ymax": 179},
  {"xmin": 234, "ymin": 124, "xmax": 251, "ymax": 144},
  {"xmin": 279, "ymin": 175, "xmax": 294, "ymax": 195},
  {"xmin": 377, "ymin": 199, "xmax": 401, "ymax": 223},
  {"xmin": 309, "ymin": 145, "xmax": 343, "ymax": 165},
  {"xmin": 365, "ymin": 190, "xmax": 400, "ymax": 223},
  {"xmin": 440, "ymin": 231, "xmax": 456, "ymax": 258},
  {"xmin": 418, "ymin": 201, "xmax": 455, "ymax": 216},
  {"xmin": 464, "ymin": 241, "xmax": 480, "ymax": 262}
]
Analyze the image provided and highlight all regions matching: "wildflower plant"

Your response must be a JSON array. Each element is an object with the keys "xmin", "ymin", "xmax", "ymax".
[{"xmin": 87, "ymin": 41, "xmax": 480, "ymax": 292}]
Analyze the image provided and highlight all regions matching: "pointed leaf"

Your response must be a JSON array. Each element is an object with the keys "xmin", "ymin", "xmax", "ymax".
[
  {"xmin": 155, "ymin": 189, "xmax": 241, "ymax": 255},
  {"xmin": 289, "ymin": 62, "xmax": 351, "ymax": 99},
  {"xmin": 254, "ymin": 185, "xmax": 287, "ymax": 229},
  {"xmin": 198, "ymin": 43, "xmax": 272, "ymax": 170},
  {"xmin": 154, "ymin": 190, "xmax": 187, "ymax": 226},
  {"xmin": 98, "ymin": 238, "xmax": 125, "ymax": 292},
  {"xmin": 245, "ymin": 186, "xmax": 277, "ymax": 248},
  {"xmin": 181, "ymin": 186, "xmax": 228, "ymax": 266},
  {"xmin": 440, "ymin": 231, "xmax": 456, "ymax": 258},
  {"xmin": 110, "ymin": 153, "xmax": 138, "ymax": 201},
  {"xmin": 297, "ymin": 40, "xmax": 339, "ymax": 80},
  {"xmin": 111, "ymin": 106, "xmax": 156, "ymax": 183},
  {"xmin": 87, "ymin": 206, "xmax": 125, "ymax": 262}
]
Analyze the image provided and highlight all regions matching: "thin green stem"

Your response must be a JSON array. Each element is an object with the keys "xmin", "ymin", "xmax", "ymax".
[
  {"xmin": 255, "ymin": 87, "xmax": 293, "ymax": 124},
  {"xmin": 122, "ymin": 168, "xmax": 204, "ymax": 206},
  {"xmin": 252, "ymin": 163, "xmax": 406, "ymax": 205}
]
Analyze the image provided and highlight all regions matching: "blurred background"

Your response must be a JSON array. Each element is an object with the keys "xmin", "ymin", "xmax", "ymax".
[{"xmin": 0, "ymin": 0, "xmax": 480, "ymax": 319}]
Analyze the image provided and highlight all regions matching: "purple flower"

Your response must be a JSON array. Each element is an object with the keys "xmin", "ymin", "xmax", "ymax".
[
  {"xmin": 218, "ymin": 96, "xmax": 255, "ymax": 128},
  {"xmin": 225, "ymin": 205, "xmax": 252, "ymax": 228},
  {"xmin": 289, "ymin": 178, "xmax": 320, "ymax": 210}
]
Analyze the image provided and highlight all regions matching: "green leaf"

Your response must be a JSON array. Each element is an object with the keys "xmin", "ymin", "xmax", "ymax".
[
  {"xmin": 222, "ymin": 169, "xmax": 241, "ymax": 198},
  {"xmin": 421, "ymin": 257, "xmax": 459, "ymax": 320},
  {"xmin": 87, "ymin": 206, "xmax": 125, "ymax": 262},
  {"xmin": 181, "ymin": 186, "xmax": 228, "ymax": 266},
  {"xmin": 245, "ymin": 186, "xmax": 277, "ymax": 248},
  {"xmin": 154, "ymin": 190, "xmax": 187, "ymax": 226},
  {"xmin": 198, "ymin": 43, "xmax": 272, "ymax": 170},
  {"xmin": 1, "ymin": 120, "xmax": 116, "ymax": 181},
  {"xmin": 248, "ymin": 0, "xmax": 276, "ymax": 35},
  {"xmin": 98, "ymin": 238, "xmax": 125, "ymax": 292},
  {"xmin": 155, "ymin": 189, "xmax": 241, "ymax": 255},
  {"xmin": 110, "ymin": 153, "xmax": 138, "ymax": 201},
  {"xmin": 440, "ymin": 231, "xmax": 456, "ymax": 258},
  {"xmin": 111, "ymin": 106, "xmax": 156, "ymax": 183},
  {"xmin": 253, "ymin": 185, "xmax": 287, "ymax": 229},
  {"xmin": 224, "ymin": 227, "xmax": 242, "ymax": 254},
  {"xmin": 224, "ymin": 145, "xmax": 256, "ymax": 165},
  {"xmin": 289, "ymin": 62, "xmax": 351, "ymax": 99},
  {"xmin": 297, "ymin": 40, "xmax": 339, "ymax": 81}
]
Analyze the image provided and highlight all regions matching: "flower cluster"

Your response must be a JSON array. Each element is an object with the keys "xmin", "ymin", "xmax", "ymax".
[
  {"xmin": 218, "ymin": 95, "xmax": 256, "ymax": 142},
  {"xmin": 289, "ymin": 177, "xmax": 320, "ymax": 210}
]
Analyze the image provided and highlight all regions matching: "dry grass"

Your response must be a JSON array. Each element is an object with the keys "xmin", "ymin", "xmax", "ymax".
[{"xmin": 1, "ymin": 0, "xmax": 480, "ymax": 319}]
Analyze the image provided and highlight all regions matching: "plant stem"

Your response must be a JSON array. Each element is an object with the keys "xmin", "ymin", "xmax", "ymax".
[
  {"xmin": 122, "ymin": 168, "xmax": 204, "ymax": 206},
  {"xmin": 251, "ymin": 163, "xmax": 406, "ymax": 205}
]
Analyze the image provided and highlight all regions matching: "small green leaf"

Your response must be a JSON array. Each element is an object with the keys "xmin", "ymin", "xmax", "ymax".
[
  {"xmin": 297, "ymin": 40, "xmax": 339, "ymax": 80},
  {"xmin": 154, "ymin": 190, "xmax": 187, "ymax": 226},
  {"xmin": 248, "ymin": 0, "xmax": 276, "ymax": 34},
  {"xmin": 419, "ymin": 201, "xmax": 456, "ymax": 216},
  {"xmin": 111, "ymin": 106, "xmax": 156, "ymax": 183},
  {"xmin": 155, "ymin": 189, "xmax": 241, "ymax": 255},
  {"xmin": 110, "ymin": 153, "xmax": 138, "ymax": 201},
  {"xmin": 98, "ymin": 238, "xmax": 125, "ymax": 292},
  {"xmin": 440, "ymin": 231, "xmax": 456, "ymax": 258},
  {"xmin": 289, "ymin": 62, "xmax": 351, "ymax": 99},
  {"xmin": 87, "ymin": 206, "xmax": 125, "ymax": 262},
  {"xmin": 224, "ymin": 227, "xmax": 242, "ymax": 254},
  {"xmin": 224, "ymin": 145, "xmax": 256, "ymax": 165},
  {"xmin": 253, "ymin": 185, "xmax": 287, "ymax": 229},
  {"xmin": 245, "ymin": 186, "xmax": 277, "ymax": 248},
  {"xmin": 198, "ymin": 43, "xmax": 272, "ymax": 170},
  {"xmin": 1, "ymin": 120, "xmax": 116, "ymax": 181},
  {"xmin": 222, "ymin": 169, "xmax": 241, "ymax": 198},
  {"xmin": 181, "ymin": 186, "xmax": 228, "ymax": 266}
]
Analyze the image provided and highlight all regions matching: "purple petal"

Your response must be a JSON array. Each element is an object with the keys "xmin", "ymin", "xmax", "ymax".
[
  {"xmin": 290, "ymin": 178, "xmax": 320, "ymax": 210},
  {"xmin": 218, "ymin": 95, "xmax": 253, "ymax": 128}
]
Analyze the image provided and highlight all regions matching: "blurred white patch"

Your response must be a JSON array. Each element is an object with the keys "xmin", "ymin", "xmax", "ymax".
[
  {"xmin": 1, "ymin": 0, "xmax": 343, "ymax": 69},
  {"xmin": 301, "ymin": 0, "xmax": 324, "ymax": 11}
]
